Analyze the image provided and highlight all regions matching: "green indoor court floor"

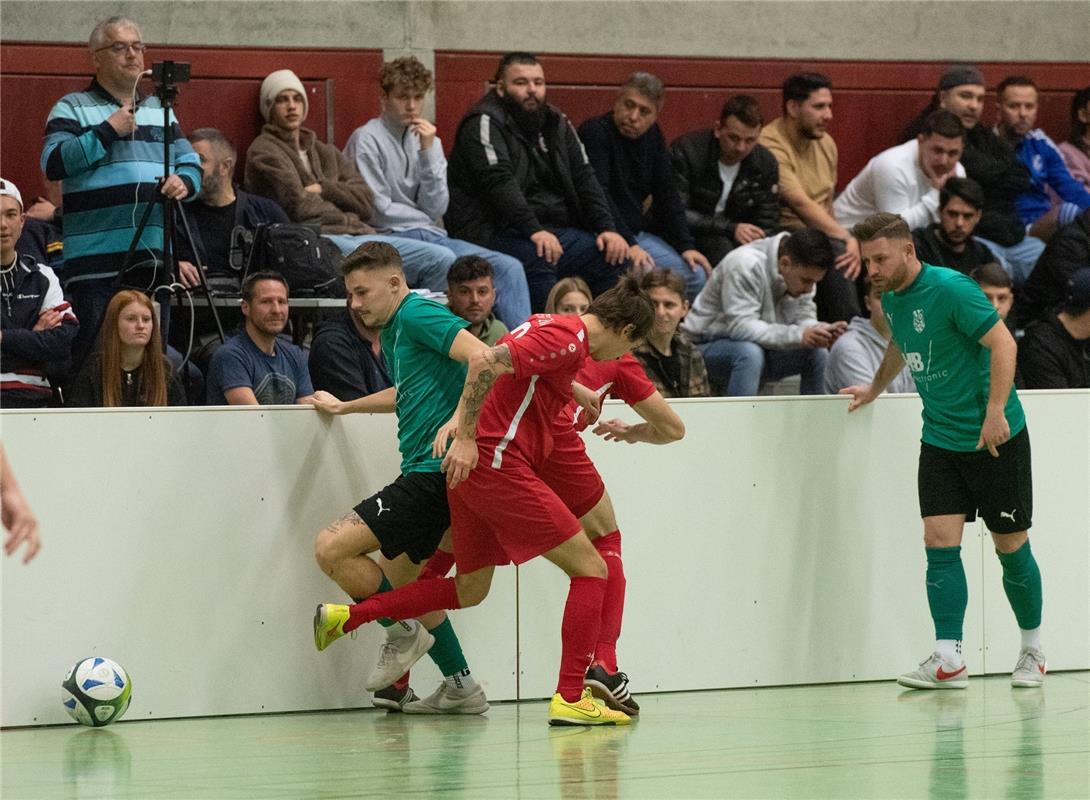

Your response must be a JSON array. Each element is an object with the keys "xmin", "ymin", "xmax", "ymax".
[{"xmin": 3, "ymin": 672, "xmax": 1088, "ymax": 800}]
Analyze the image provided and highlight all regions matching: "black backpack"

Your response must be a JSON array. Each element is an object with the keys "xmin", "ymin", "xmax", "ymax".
[{"xmin": 241, "ymin": 223, "xmax": 344, "ymax": 297}]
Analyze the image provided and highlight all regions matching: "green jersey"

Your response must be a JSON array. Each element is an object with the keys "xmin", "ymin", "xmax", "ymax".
[
  {"xmin": 881, "ymin": 262, "xmax": 1025, "ymax": 452},
  {"xmin": 381, "ymin": 292, "xmax": 469, "ymax": 473}
]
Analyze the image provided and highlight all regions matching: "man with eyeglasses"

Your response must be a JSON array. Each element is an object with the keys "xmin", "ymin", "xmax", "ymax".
[{"xmin": 41, "ymin": 15, "xmax": 201, "ymax": 375}]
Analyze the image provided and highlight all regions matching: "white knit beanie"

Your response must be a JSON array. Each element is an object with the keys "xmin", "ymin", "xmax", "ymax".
[{"xmin": 260, "ymin": 69, "xmax": 308, "ymax": 122}]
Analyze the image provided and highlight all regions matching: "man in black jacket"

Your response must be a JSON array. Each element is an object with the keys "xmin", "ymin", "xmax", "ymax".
[
  {"xmin": 671, "ymin": 95, "xmax": 780, "ymax": 266},
  {"xmin": 912, "ymin": 177, "xmax": 999, "ymax": 275},
  {"xmin": 1018, "ymin": 268, "xmax": 1090, "ymax": 389},
  {"xmin": 446, "ymin": 52, "xmax": 629, "ymax": 312},
  {"xmin": 901, "ymin": 65, "xmax": 1043, "ymax": 285},
  {"xmin": 1015, "ymin": 208, "xmax": 1090, "ymax": 328},
  {"xmin": 578, "ymin": 73, "xmax": 711, "ymax": 300}
]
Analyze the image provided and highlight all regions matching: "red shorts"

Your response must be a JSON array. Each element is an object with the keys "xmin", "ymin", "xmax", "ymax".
[
  {"xmin": 538, "ymin": 428, "xmax": 606, "ymax": 519},
  {"xmin": 449, "ymin": 450, "xmax": 583, "ymax": 575}
]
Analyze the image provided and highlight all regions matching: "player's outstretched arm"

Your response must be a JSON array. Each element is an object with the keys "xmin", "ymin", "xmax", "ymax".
[
  {"xmin": 442, "ymin": 344, "xmax": 515, "ymax": 488},
  {"xmin": 840, "ymin": 340, "xmax": 905, "ymax": 412},
  {"xmin": 976, "ymin": 320, "xmax": 1017, "ymax": 457},
  {"xmin": 310, "ymin": 387, "xmax": 396, "ymax": 416},
  {"xmin": 1, "ymin": 445, "xmax": 41, "ymax": 564},
  {"xmin": 594, "ymin": 391, "xmax": 685, "ymax": 444}
]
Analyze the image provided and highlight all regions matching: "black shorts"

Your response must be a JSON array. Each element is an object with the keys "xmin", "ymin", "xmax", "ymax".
[
  {"xmin": 917, "ymin": 427, "xmax": 1033, "ymax": 534},
  {"xmin": 353, "ymin": 471, "xmax": 450, "ymax": 563}
]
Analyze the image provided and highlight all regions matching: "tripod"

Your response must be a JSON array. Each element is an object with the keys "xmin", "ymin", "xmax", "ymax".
[{"xmin": 122, "ymin": 68, "xmax": 225, "ymax": 395}]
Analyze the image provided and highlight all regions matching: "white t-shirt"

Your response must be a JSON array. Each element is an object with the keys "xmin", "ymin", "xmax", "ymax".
[
  {"xmin": 714, "ymin": 161, "xmax": 742, "ymax": 214},
  {"xmin": 833, "ymin": 139, "xmax": 965, "ymax": 229}
]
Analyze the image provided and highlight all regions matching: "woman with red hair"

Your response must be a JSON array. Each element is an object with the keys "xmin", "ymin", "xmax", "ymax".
[{"xmin": 68, "ymin": 291, "xmax": 184, "ymax": 407}]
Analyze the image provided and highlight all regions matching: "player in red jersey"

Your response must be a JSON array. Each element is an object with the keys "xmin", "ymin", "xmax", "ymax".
[
  {"xmin": 419, "ymin": 323, "xmax": 686, "ymax": 716},
  {"xmin": 315, "ymin": 276, "xmax": 655, "ymax": 725}
]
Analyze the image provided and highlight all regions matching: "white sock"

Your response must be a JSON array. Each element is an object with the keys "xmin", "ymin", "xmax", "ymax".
[
  {"xmin": 386, "ymin": 619, "xmax": 417, "ymax": 640},
  {"xmin": 1020, "ymin": 627, "xmax": 1042, "ymax": 652},
  {"xmin": 444, "ymin": 668, "xmax": 477, "ymax": 692},
  {"xmin": 936, "ymin": 639, "xmax": 963, "ymax": 665}
]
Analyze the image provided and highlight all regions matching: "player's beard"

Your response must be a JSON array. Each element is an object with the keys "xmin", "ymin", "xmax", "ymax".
[{"xmin": 501, "ymin": 93, "xmax": 547, "ymax": 137}]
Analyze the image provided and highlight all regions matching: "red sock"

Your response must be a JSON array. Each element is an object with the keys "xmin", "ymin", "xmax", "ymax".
[
  {"xmin": 344, "ymin": 578, "xmax": 462, "ymax": 633},
  {"xmin": 556, "ymin": 576, "xmax": 608, "ymax": 702},
  {"xmin": 392, "ymin": 671, "xmax": 410, "ymax": 691},
  {"xmin": 419, "ymin": 549, "xmax": 455, "ymax": 581},
  {"xmin": 592, "ymin": 531, "xmax": 625, "ymax": 673}
]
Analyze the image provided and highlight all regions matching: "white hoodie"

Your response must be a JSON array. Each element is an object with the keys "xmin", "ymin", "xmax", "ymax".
[{"xmin": 824, "ymin": 316, "xmax": 916, "ymax": 394}]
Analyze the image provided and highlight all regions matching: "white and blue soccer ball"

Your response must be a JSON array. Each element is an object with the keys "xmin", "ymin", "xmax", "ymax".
[{"xmin": 61, "ymin": 657, "xmax": 132, "ymax": 727}]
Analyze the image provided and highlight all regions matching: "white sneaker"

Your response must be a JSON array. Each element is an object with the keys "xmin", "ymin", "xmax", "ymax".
[
  {"xmin": 403, "ymin": 682, "xmax": 490, "ymax": 715},
  {"xmin": 1011, "ymin": 647, "xmax": 1046, "ymax": 687},
  {"xmin": 896, "ymin": 653, "xmax": 969, "ymax": 690},
  {"xmin": 364, "ymin": 625, "xmax": 435, "ymax": 691}
]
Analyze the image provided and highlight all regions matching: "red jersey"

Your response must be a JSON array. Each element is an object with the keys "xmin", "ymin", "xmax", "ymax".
[
  {"xmin": 477, "ymin": 314, "xmax": 590, "ymax": 469},
  {"xmin": 559, "ymin": 353, "xmax": 657, "ymax": 433}
]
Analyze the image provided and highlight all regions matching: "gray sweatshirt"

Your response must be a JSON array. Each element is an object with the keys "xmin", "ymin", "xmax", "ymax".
[
  {"xmin": 824, "ymin": 316, "xmax": 916, "ymax": 394},
  {"xmin": 343, "ymin": 117, "xmax": 448, "ymax": 234},
  {"xmin": 681, "ymin": 233, "xmax": 818, "ymax": 349}
]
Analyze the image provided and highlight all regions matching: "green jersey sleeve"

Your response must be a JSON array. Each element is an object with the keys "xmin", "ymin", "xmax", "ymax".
[
  {"xmin": 403, "ymin": 295, "xmax": 469, "ymax": 357},
  {"xmin": 946, "ymin": 271, "xmax": 1001, "ymax": 342}
]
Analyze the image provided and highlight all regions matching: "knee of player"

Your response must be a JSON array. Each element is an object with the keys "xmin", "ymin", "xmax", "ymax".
[
  {"xmin": 583, "ymin": 551, "xmax": 608, "ymax": 580},
  {"xmin": 454, "ymin": 573, "xmax": 490, "ymax": 607},
  {"xmin": 313, "ymin": 529, "xmax": 338, "ymax": 571}
]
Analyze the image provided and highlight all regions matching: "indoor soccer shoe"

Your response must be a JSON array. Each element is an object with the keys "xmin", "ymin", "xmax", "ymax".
[
  {"xmin": 1011, "ymin": 647, "xmax": 1047, "ymax": 687},
  {"xmin": 365, "ymin": 625, "xmax": 435, "ymax": 691},
  {"xmin": 403, "ymin": 683, "xmax": 490, "ymax": 715},
  {"xmin": 313, "ymin": 604, "xmax": 350, "ymax": 652},
  {"xmin": 584, "ymin": 665, "xmax": 640, "ymax": 716},
  {"xmin": 548, "ymin": 688, "xmax": 631, "ymax": 726},
  {"xmin": 896, "ymin": 653, "xmax": 969, "ymax": 690},
  {"xmin": 371, "ymin": 685, "xmax": 419, "ymax": 712}
]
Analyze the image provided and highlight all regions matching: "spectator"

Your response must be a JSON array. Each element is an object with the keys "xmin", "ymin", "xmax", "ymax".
[
  {"xmin": 343, "ymin": 56, "xmax": 530, "ymax": 328},
  {"xmin": 0, "ymin": 179, "xmax": 78, "ymax": 407},
  {"xmin": 671, "ymin": 95, "xmax": 780, "ymax": 266},
  {"xmin": 759, "ymin": 72, "xmax": 861, "ymax": 322},
  {"xmin": 15, "ymin": 180, "xmax": 63, "ymax": 272},
  {"xmin": 578, "ymin": 72, "xmax": 711, "ymax": 298},
  {"xmin": 445, "ymin": 52, "xmax": 628, "ymax": 312},
  {"xmin": 205, "ymin": 271, "xmax": 314, "ymax": 405},
  {"xmin": 835, "ymin": 110, "xmax": 966, "ymax": 229},
  {"xmin": 996, "ymin": 76, "xmax": 1090, "ymax": 243},
  {"xmin": 633, "ymin": 269, "xmax": 710, "ymax": 397},
  {"xmin": 824, "ymin": 274, "xmax": 914, "ymax": 394},
  {"xmin": 1015, "ymin": 208, "xmax": 1090, "ymax": 327},
  {"xmin": 970, "ymin": 262, "xmax": 1015, "ymax": 323},
  {"xmin": 902, "ymin": 65, "xmax": 1042, "ymax": 287},
  {"xmin": 243, "ymin": 69, "xmax": 454, "ymax": 291},
  {"xmin": 545, "ymin": 277, "xmax": 593, "ymax": 315},
  {"xmin": 308, "ymin": 299, "xmax": 391, "ymax": 402},
  {"xmin": 912, "ymin": 177, "xmax": 1000, "ymax": 275},
  {"xmin": 175, "ymin": 128, "xmax": 290, "ymax": 292},
  {"xmin": 446, "ymin": 256, "xmax": 508, "ymax": 346},
  {"xmin": 41, "ymin": 16, "xmax": 201, "ymax": 370},
  {"xmin": 1057, "ymin": 87, "xmax": 1090, "ymax": 191},
  {"xmin": 67, "ymin": 289, "xmax": 184, "ymax": 407},
  {"xmin": 682, "ymin": 229, "xmax": 843, "ymax": 396},
  {"xmin": 1017, "ymin": 268, "xmax": 1090, "ymax": 389}
]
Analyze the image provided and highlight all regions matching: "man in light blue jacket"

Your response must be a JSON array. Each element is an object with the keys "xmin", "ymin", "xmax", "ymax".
[{"xmin": 343, "ymin": 56, "xmax": 530, "ymax": 328}]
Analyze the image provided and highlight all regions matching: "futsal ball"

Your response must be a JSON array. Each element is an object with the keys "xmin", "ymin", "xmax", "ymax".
[{"xmin": 61, "ymin": 657, "xmax": 132, "ymax": 727}]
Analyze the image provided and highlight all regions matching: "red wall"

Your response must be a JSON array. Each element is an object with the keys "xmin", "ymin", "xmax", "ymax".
[
  {"xmin": 0, "ymin": 43, "xmax": 383, "ymax": 201},
  {"xmin": 3, "ymin": 45, "xmax": 1085, "ymax": 202},
  {"xmin": 435, "ymin": 52, "xmax": 1087, "ymax": 191}
]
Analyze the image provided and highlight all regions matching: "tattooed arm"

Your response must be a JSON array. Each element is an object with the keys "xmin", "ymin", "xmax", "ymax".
[{"xmin": 441, "ymin": 344, "xmax": 515, "ymax": 488}]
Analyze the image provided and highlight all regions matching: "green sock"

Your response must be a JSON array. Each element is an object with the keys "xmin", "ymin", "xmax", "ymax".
[
  {"xmin": 426, "ymin": 617, "xmax": 469, "ymax": 677},
  {"xmin": 996, "ymin": 540, "xmax": 1043, "ymax": 630},
  {"xmin": 926, "ymin": 546, "xmax": 968, "ymax": 640},
  {"xmin": 357, "ymin": 575, "xmax": 409, "ymax": 632}
]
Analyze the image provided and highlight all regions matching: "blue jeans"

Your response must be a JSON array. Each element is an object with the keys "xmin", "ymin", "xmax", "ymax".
[
  {"xmin": 697, "ymin": 338, "xmax": 828, "ymax": 396},
  {"xmin": 489, "ymin": 227, "xmax": 627, "ymax": 313},
  {"xmin": 975, "ymin": 235, "xmax": 1046, "ymax": 289},
  {"xmin": 322, "ymin": 234, "xmax": 455, "ymax": 293},
  {"xmin": 635, "ymin": 232, "xmax": 706, "ymax": 300},
  {"xmin": 391, "ymin": 229, "xmax": 531, "ymax": 328}
]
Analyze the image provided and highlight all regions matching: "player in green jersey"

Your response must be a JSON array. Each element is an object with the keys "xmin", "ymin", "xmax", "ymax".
[
  {"xmin": 310, "ymin": 241, "xmax": 492, "ymax": 713},
  {"xmin": 841, "ymin": 213, "xmax": 1045, "ymax": 690}
]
